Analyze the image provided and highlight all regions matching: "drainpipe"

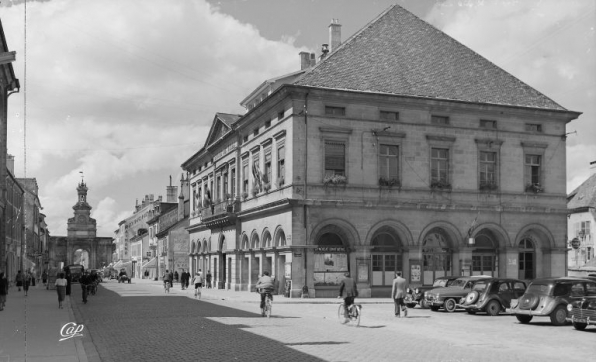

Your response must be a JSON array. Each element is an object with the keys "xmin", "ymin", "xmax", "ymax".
[{"xmin": 303, "ymin": 92, "xmax": 309, "ymax": 296}]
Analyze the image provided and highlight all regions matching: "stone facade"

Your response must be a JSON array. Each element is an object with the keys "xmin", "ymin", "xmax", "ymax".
[{"xmin": 182, "ymin": 6, "xmax": 579, "ymax": 297}]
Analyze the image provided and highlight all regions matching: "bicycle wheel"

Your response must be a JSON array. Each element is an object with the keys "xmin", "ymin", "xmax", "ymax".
[
  {"xmin": 266, "ymin": 298, "xmax": 272, "ymax": 318},
  {"xmin": 338, "ymin": 304, "xmax": 347, "ymax": 323}
]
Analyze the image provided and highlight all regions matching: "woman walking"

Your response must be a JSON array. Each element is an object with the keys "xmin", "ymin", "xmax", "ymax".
[
  {"xmin": 55, "ymin": 273, "xmax": 67, "ymax": 309},
  {"xmin": 23, "ymin": 271, "xmax": 32, "ymax": 297}
]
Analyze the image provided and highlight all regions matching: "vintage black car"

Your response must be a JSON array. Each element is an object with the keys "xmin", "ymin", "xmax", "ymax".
[
  {"xmin": 405, "ymin": 275, "xmax": 459, "ymax": 308},
  {"xmin": 424, "ymin": 276, "xmax": 491, "ymax": 312},
  {"xmin": 567, "ymin": 296, "xmax": 596, "ymax": 330},
  {"xmin": 510, "ymin": 277, "xmax": 596, "ymax": 326},
  {"xmin": 458, "ymin": 278, "xmax": 526, "ymax": 316}
]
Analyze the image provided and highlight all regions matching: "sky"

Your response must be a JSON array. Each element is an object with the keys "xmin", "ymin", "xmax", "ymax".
[{"xmin": 1, "ymin": 0, "xmax": 594, "ymax": 237}]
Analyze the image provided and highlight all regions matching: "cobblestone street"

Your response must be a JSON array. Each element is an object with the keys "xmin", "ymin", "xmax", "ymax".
[{"xmin": 69, "ymin": 281, "xmax": 595, "ymax": 362}]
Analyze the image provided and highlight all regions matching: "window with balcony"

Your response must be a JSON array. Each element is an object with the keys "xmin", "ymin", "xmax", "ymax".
[
  {"xmin": 379, "ymin": 144, "xmax": 399, "ymax": 187},
  {"xmin": 231, "ymin": 167, "xmax": 236, "ymax": 198},
  {"xmin": 264, "ymin": 149, "xmax": 272, "ymax": 187},
  {"xmin": 524, "ymin": 154, "xmax": 542, "ymax": 192},
  {"xmin": 277, "ymin": 144, "xmax": 285, "ymax": 186},
  {"xmin": 479, "ymin": 151, "xmax": 497, "ymax": 190},
  {"xmin": 324, "ymin": 141, "xmax": 346, "ymax": 177},
  {"xmin": 431, "ymin": 148, "xmax": 450, "ymax": 188}
]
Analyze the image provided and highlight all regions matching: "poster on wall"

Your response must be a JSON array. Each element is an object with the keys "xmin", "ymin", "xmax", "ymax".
[
  {"xmin": 284, "ymin": 262, "xmax": 292, "ymax": 279},
  {"xmin": 411, "ymin": 264, "xmax": 421, "ymax": 282},
  {"xmin": 314, "ymin": 253, "xmax": 348, "ymax": 272}
]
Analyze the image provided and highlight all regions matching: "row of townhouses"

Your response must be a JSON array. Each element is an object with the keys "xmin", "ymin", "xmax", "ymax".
[
  {"xmin": 110, "ymin": 5, "xmax": 586, "ymax": 297},
  {"xmin": 1, "ymin": 19, "xmax": 50, "ymax": 282}
]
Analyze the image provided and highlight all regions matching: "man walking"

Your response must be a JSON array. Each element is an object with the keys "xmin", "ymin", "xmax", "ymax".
[{"xmin": 391, "ymin": 271, "xmax": 409, "ymax": 317}]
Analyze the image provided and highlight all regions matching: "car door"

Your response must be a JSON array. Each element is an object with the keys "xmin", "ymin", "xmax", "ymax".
[{"xmin": 497, "ymin": 281, "xmax": 513, "ymax": 307}]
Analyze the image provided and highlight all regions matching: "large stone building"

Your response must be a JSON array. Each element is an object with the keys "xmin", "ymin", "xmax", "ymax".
[
  {"xmin": 0, "ymin": 18, "xmax": 20, "ymax": 277},
  {"xmin": 182, "ymin": 5, "xmax": 580, "ymax": 297},
  {"xmin": 49, "ymin": 181, "xmax": 112, "ymax": 270}
]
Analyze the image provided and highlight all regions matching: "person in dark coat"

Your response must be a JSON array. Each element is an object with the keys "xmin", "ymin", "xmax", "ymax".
[
  {"xmin": 174, "ymin": 271, "xmax": 179, "ymax": 283},
  {"xmin": 0, "ymin": 272, "xmax": 8, "ymax": 311},
  {"xmin": 15, "ymin": 270, "xmax": 23, "ymax": 292},
  {"xmin": 64, "ymin": 268, "xmax": 72, "ymax": 296},
  {"xmin": 338, "ymin": 272, "xmax": 358, "ymax": 323}
]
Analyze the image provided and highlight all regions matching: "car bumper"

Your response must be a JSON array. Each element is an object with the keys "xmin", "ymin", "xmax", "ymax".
[
  {"xmin": 566, "ymin": 315, "xmax": 596, "ymax": 325},
  {"xmin": 509, "ymin": 308, "xmax": 550, "ymax": 316},
  {"xmin": 425, "ymin": 299, "xmax": 444, "ymax": 307}
]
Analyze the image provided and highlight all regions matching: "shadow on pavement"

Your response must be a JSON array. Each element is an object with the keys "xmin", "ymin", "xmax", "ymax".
[{"xmin": 70, "ymin": 284, "xmax": 327, "ymax": 362}]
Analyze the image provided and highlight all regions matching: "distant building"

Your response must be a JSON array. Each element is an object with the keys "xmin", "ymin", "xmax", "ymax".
[
  {"xmin": 49, "ymin": 181, "xmax": 113, "ymax": 271},
  {"xmin": 567, "ymin": 161, "xmax": 596, "ymax": 274},
  {"xmin": 182, "ymin": 5, "xmax": 580, "ymax": 297},
  {"xmin": 4, "ymin": 155, "xmax": 24, "ymax": 281}
]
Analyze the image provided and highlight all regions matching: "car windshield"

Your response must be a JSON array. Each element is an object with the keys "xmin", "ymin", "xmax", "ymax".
[
  {"xmin": 527, "ymin": 283, "xmax": 552, "ymax": 295},
  {"xmin": 433, "ymin": 279, "xmax": 450, "ymax": 287},
  {"xmin": 472, "ymin": 281, "xmax": 488, "ymax": 292},
  {"xmin": 450, "ymin": 279, "xmax": 469, "ymax": 288}
]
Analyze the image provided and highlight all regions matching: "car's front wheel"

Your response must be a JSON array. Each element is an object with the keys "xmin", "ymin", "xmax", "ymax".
[
  {"xmin": 486, "ymin": 300, "xmax": 501, "ymax": 316},
  {"xmin": 444, "ymin": 298, "xmax": 457, "ymax": 313},
  {"xmin": 516, "ymin": 315, "xmax": 533, "ymax": 324},
  {"xmin": 549, "ymin": 305, "xmax": 567, "ymax": 326},
  {"xmin": 572, "ymin": 321, "xmax": 587, "ymax": 330},
  {"xmin": 406, "ymin": 303, "xmax": 416, "ymax": 309}
]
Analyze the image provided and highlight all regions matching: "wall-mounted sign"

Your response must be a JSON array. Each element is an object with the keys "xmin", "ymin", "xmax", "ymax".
[
  {"xmin": 315, "ymin": 247, "xmax": 346, "ymax": 253},
  {"xmin": 293, "ymin": 252, "xmax": 302, "ymax": 258}
]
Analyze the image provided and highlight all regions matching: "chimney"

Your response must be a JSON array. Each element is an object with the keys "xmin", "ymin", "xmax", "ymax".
[
  {"xmin": 6, "ymin": 154, "xmax": 15, "ymax": 175},
  {"xmin": 591, "ymin": 161, "xmax": 596, "ymax": 175},
  {"xmin": 329, "ymin": 18, "xmax": 341, "ymax": 52},
  {"xmin": 299, "ymin": 51, "xmax": 310, "ymax": 70},
  {"xmin": 319, "ymin": 44, "xmax": 329, "ymax": 61},
  {"xmin": 310, "ymin": 53, "xmax": 316, "ymax": 67}
]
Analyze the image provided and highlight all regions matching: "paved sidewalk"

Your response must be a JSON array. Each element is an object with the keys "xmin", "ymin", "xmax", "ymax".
[
  {"xmin": 130, "ymin": 277, "xmax": 393, "ymax": 304},
  {"xmin": 0, "ymin": 282, "xmax": 88, "ymax": 362}
]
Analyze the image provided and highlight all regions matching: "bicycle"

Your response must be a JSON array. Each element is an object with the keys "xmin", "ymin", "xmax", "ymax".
[
  {"xmin": 338, "ymin": 302, "xmax": 362, "ymax": 326},
  {"xmin": 164, "ymin": 281, "xmax": 171, "ymax": 293},
  {"xmin": 258, "ymin": 289, "xmax": 273, "ymax": 318}
]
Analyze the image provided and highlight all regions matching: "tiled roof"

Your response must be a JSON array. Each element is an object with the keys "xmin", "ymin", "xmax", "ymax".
[
  {"xmin": 294, "ymin": 5, "xmax": 566, "ymax": 111},
  {"xmin": 568, "ymin": 173, "xmax": 596, "ymax": 210}
]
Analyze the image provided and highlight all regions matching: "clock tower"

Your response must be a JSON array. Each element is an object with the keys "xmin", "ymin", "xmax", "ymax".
[{"xmin": 67, "ymin": 180, "xmax": 96, "ymax": 238}]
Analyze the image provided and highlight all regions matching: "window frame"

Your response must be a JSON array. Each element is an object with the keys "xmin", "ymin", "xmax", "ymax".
[
  {"xmin": 380, "ymin": 110, "xmax": 399, "ymax": 121},
  {"xmin": 325, "ymin": 106, "xmax": 346, "ymax": 116},
  {"xmin": 431, "ymin": 115, "xmax": 450, "ymax": 126},
  {"xmin": 480, "ymin": 119, "xmax": 497, "ymax": 129}
]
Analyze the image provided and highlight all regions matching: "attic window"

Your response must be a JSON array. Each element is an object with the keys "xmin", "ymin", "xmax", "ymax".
[
  {"xmin": 325, "ymin": 106, "xmax": 345, "ymax": 116},
  {"xmin": 278, "ymin": 111, "xmax": 285, "ymax": 120},
  {"xmin": 525, "ymin": 123, "xmax": 542, "ymax": 133},
  {"xmin": 265, "ymin": 120, "xmax": 271, "ymax": 129},
  {"xmin": 431, "ymin": 115, "xmax": 449, "ymax": 125},
  {"xmin": 380, "ymin": 111, "xmax": 399, "ymax": 121},
  {"xmin": 253, "ymin": 128, "xmax": 259, "ymax": 136},
  {"xmin": 480, "ymin": 119, "xmax": 497, "ymax": 129},
  {"xmin": 243, "ymin": 135, "xmax": 248, "ymax": 143}
]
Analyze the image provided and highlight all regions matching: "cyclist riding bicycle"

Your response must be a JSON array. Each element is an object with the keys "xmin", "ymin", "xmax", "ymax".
[
  {"xmin": 256, "ymin": 271, "xmax": 274, "ymax": 311},
  {"xmin": 163, "ymin": 269, "xmax": 172, "ymax": 290},
  {"xmin": 338, "ymin": 272, "xmax": 358, "ymax": 323}
]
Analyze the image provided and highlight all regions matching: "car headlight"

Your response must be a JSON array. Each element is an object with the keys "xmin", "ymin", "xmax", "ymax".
[
  {"xmin": 415, "ymin": 288, "xmax": 420, "ymax": 294},
  {"xmin": 567, "ymin": 304, "xmax": 573, "ymax": 312}
]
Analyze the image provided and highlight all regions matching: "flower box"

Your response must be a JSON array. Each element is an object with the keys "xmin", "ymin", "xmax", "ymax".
[
  {"xmin": 323, "ymin": 174, "xmax": 347, "ymax": 186},
  {"xmin": 378, "ymin": 177, "xmax": 401, "ymax": 188},
  {"xmin": 525, "ymin": 183, "xmax": 543, "ymax": 193},
  {"xmin": 430, "ymin": 180, "xmax": 451, "ymax": 190}
]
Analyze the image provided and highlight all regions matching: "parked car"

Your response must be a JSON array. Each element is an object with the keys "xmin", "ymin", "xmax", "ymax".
[
  {"xmin": 567, "ymin": 296, "xmax": 596, "ymax": 330},
  {"xmin": 424, "ymin": 276, "xmax": 492, "ymax": 312},
  {"xmin": 510, "ymin": 277, "xmax": 596, "ymax": 326},
  {"xmin": 458, "ymin": 278, "xmax": 527, "ymax": 316},
  {"xmin": 405, "ymin": 275, "xmax": 459, "ymax": 308}
]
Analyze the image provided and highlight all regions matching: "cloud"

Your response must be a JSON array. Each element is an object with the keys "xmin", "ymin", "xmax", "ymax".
[{"xmin": 2, "ymin": 0, "xmax": 307, "ymax": 235}]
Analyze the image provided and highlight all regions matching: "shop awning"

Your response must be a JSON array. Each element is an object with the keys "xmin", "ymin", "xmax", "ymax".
[{"xmin": 142, "ymin": 258, "xmax": 157, "ymax": 269}]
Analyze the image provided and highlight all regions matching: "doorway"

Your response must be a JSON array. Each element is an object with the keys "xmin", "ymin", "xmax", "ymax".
[{"xmin": 518, "ymin": 238, "xmax": 535, "ymax": 280}]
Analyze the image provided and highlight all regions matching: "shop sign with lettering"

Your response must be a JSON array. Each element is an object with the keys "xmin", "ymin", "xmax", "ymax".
[{"xmin": 315, "ymin": 247, "xmax": 346, "ymax": 252}]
